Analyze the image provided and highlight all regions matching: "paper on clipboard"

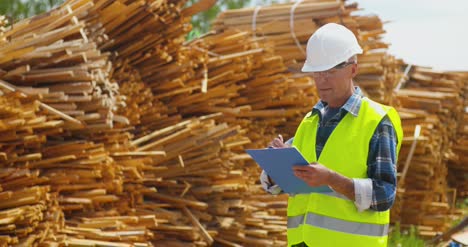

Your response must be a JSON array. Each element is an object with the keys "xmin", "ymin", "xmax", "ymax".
[{"xmin": 246, "ymin": 147, "xmax": 332, "ymax": 194}]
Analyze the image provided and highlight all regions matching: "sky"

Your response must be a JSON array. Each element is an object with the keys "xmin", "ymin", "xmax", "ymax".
[{"xmin": 353, "ymin": 0, "xmax": 468, "ymax": 72}]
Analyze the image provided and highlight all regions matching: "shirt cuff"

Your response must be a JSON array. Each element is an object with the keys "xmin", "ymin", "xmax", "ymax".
[
  {"xmin": 353, "ymin": 178, "xmax": 373, "ymax": 212},
  {"xmin": 260, "ymin": 170, "xmax": 283, "ymax": 195}
]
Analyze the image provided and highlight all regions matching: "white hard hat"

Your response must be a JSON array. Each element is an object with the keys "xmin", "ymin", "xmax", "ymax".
[{"xmin": 301, "ymin": 23, "xmax": 363, "ymax": 72}]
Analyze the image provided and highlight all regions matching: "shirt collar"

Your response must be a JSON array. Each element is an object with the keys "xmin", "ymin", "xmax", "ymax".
[{"xmin": 312, "ymin": 86, "xmax": 363, "ymax": 117}]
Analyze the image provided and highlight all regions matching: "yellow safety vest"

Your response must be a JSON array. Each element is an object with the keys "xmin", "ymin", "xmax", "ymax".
[{"xmin": 289, "ymin": 97, "xmax": 403, "ymax": 247}]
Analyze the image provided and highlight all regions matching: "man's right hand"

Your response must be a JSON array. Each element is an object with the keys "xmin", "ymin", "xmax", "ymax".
[{"xmin": 269, "ymin": 134, "xmax": 289, "ymax": 148}]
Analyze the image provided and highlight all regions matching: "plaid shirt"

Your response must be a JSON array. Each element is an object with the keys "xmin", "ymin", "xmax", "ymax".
[{"xmin": 311, "ymin": 87, "xmax": 398, "ymax": 211}]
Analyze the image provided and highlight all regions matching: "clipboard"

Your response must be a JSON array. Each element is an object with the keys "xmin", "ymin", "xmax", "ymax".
[{"xmin": 246, "ymin": 147, "xmax": 332, "ymax": 194}]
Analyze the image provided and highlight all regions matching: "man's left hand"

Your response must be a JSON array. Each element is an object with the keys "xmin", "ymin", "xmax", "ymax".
[
  {"xmin": 293, "ymin": 163, "xmax": 333, "ymax": 187},
  {"xmin": 293, "ymin": 163, "xmax": 356, "ymax": 201}
]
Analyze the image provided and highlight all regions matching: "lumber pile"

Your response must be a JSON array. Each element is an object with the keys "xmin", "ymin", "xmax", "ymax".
[
  {"xmin": 0, "ymin": 0, "xmax": 202, "ymax": 246},
  {"xmin": 97, "ymin": 2, "xmax": 315, "ymax": 243},
  {"xmin": 0, "ymin": 186, "xmax": 61, "ymax": 246},
  {"xmin": 393, "ymin": 66, "xmax": 465, "ymax": 236},
  {"xmin": 37, "ymin": 141, "xmax": 120, "ymax": 213},
  {"xmin": 0, "ymin": 92, "xmax": 64, "ymax": 246},
  {"xmin": 447, "ymin": 72, "xmax": 468, "ymax": 199},
  {"xmin": 173, "ymin": 31, "xmax": 313, "ymax": 245},
  {"xmin": 132, "ymin": 115, "xmax": 246, "ymax": 246},
  {"xmin": 352, "ymin": 16, "xmax": 406, "ymax": 104},
  {"xmin": 213, "ymin": 0, "xmax": 404, "ymax": 104},
  {"xmin": 81, "ymin": 0, "xmax": 211, "ymax": 86},
  {"xmin": 1, "ymin": 0, "xmax": 301, "ymax": 245},
  {"xmin": 213, "ymin": 1, "xmax": 343, "ymax": 65},
  {"xmin": 0, "ymin": 2, "xmax": 154, "ymax": 245},
  {"xmin": 54, "ymin": 215, "xmax": 156, "ymax": 247},
  {"xmin": 0, "ymin": 87, "xmax": 154, "ymax": 246},
  {"xmin": 0, "ymin": 1, "xmax": 121, "ymax": 129},
  {"xmin": 174, "ymin": 30, "xmax": 316, "ymax": 140},
  {"xmin": 114, "ymin": 27, "xmax": 314, "ymax": 245}
]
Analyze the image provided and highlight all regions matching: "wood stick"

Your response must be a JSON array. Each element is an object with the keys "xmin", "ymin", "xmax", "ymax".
[{"xmin": 182, "ymin": 207, "xmax": 214, "ymax": 245}]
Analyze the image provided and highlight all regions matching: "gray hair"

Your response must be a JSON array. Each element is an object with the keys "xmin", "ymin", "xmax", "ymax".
[
  {"xmin": 347, "ymin": 55, "xmax": 357, "ymax": 64},
  {"xmin": 346, "ymin": 55, "xmax": 357, "ymax": 63}
]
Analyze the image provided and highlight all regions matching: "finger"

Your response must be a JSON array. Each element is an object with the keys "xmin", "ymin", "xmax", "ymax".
[
  {"xmin": 278, "ymin": 134, "xmax": 283, "ymax": 142},
  {"xmin": 294, "ymin": 171, "xmax": 306, "ymax": 179},
  {"xmin": 295, "ymin": 172, "xmax": 314, "ymax": 183},
  {"xmin": 300, "ymin": 172, "xmax": 314, "ymax": 180},
  {"xmin": 272, "ymin": 138, "xmax": 282, "ymax": 144},
  {"xmin": 292, "ymin": 166, "xmax": 302, "ymax": 171},
  {"xmin": 293, "ymin": 165, "xmax": 313, "ymax": 171},
  {"xmin": 272, "ymin": 139, "xmax": 284, "ymax": 147}
]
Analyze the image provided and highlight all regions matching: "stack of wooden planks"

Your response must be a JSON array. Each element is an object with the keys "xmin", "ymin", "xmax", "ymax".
[
  {"xmin": 393, "ymin": 66, "xmax": 465, "ymax": 236},
  {"xmin": 0, "ymin": 86, "xmax": 158, "ymax": 246},
  {"xmin": 213, "ymin": 0, "xmax": 404, "ymax": 104},
  {"xmin": 0, "ymin": 0, "xmax": 208, "ymax": 246},
  {"xmin": 447, "ymin": 72, "xmax": 468, "ymax": 199},
  {"xmin": 174, "ymin": 30, "xmax": 315, "ymax": 140},
  {"xmin": 213, "ymin": 0, "xmax": 343, "ymax": 65},
  {"xmin": 0, "ymin": 1, "xmax": 123, "ymax": 130},
  {"xmin": 83, "ymin": 0, "xmax": 204, "ymax": 85},
  {"xmin": 54, "ymin": 215, "xmax": 156, "ymax": 247},
  {"xmin": 353, "ymin": 15, "xmax": 406, "ymax": 104},
  {"xmin": 0, "ymin": 92, "xmax": 64, "ymax": 246},
  {"xmin": 1, "ymin": 0, "xmax": 300, "ymax": 245},
  {"xmin": 131, "ymin": 115, "xmax": 246, "ymax": 246},
  {"xmin": 182, "ymin": 31, "xmax": 312, "ymax": 245},
  {"xmin": 112, "ymin": 26, "xmax": 313, "ymax": 245}
]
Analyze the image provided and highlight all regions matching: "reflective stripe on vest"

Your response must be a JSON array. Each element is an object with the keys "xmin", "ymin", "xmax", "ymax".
[{"xmin": 288, "ymin": 213, "xmax": 389, "ymax": 237}]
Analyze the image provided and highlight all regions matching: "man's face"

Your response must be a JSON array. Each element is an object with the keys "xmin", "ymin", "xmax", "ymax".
[{"xmin": 307, "ymin": 63, "xmax": 357, "ymax": 106}]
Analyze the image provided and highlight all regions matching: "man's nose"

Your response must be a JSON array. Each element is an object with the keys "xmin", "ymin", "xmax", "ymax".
[
  {"xmin": 314, "ymin": 72, "xmax": 329, "ymax": 79},
  {"xmin": 313, "ymin": 76, "xmax": 328, "ymax": 85}
]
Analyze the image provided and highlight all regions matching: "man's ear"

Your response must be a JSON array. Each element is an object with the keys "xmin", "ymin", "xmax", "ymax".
[{"xmin": 350, "ymin": 63, "xmax": 358, "ymax": 78}]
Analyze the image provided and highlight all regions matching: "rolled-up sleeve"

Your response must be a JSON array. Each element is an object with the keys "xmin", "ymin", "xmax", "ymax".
[
  {"xmin": 353, "ymin": 178, "xmax": 373, "ymax": 212},
  {"xmin": 260, "ymin": 170, "xmax": 283, "ymax": 195}
]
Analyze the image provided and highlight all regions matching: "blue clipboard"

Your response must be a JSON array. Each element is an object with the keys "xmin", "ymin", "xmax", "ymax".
[{"xmin": 246, "ymin": 147, "xmax": 332, "ymax": 194}]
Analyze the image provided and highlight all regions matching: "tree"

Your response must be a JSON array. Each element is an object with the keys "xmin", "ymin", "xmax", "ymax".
[
  {"xmin": 188, "ymin": 0, "xmax": 250, "ymax": 38},
  {"xmin": 187, "ymin": 0, "xmax": 285, "ymax": 40},
  {"xmin": 0, "ymin": 0, "xmax": 64, "ymax": 21}
]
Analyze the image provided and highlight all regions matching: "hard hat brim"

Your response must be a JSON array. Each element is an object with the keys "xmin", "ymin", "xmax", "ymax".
[
  {"xmin": 301, "ymin": 47, "xmax": 363, "ymax": 73},
  {"xmin": 301, "ymin": 62, "xmax": 337, "ymax": 73}
]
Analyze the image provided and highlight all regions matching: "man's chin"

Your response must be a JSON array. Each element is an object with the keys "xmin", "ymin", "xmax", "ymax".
[{"xmin": 318, "ymin": 92, "xmax": 332, "ymax": 102}]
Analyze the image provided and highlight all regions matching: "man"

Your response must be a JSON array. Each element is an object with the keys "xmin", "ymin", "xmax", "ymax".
[{"xmin": 260, "ymin": 23, "xmax": 403, "ymax": 246}]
